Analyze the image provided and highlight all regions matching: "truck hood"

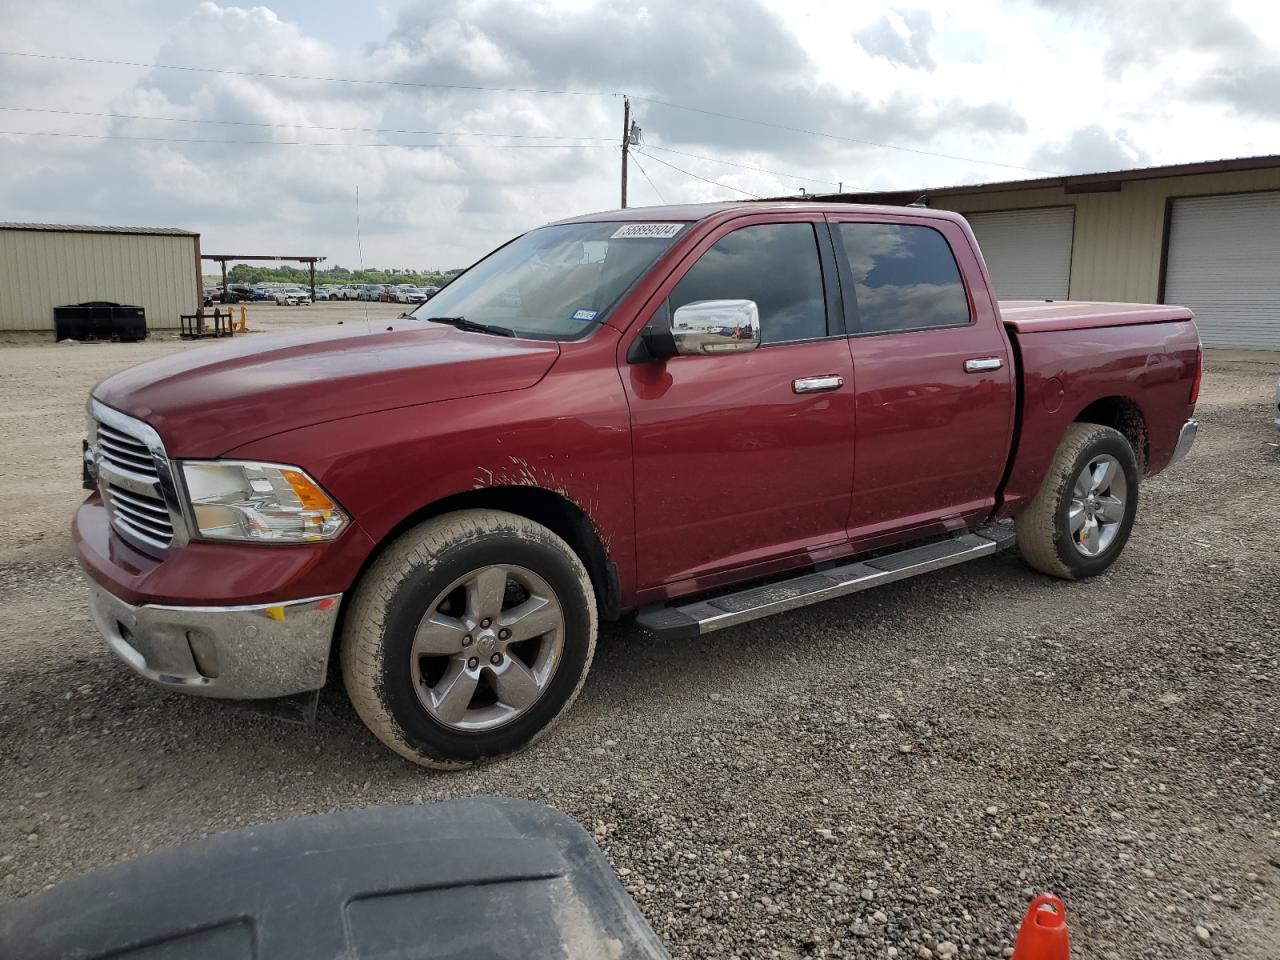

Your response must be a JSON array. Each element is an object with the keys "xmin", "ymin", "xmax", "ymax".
[{"xmin": 93, "ymin": 322, "xmax": 560, "ymax": 456}]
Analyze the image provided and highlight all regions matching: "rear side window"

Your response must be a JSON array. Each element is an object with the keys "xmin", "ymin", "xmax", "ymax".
[
  {"xmin": 670, "ymin": 222, "xmax": 827, "ymax": 344},
  {"xmin": 836, "ymin": 223, "xmax": 970, "ymax": 334}
]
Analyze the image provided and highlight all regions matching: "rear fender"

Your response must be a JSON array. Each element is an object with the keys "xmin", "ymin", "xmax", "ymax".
[{"xmin": 998, "ymin": 320, "xmax": 1198, "ymax": 515}]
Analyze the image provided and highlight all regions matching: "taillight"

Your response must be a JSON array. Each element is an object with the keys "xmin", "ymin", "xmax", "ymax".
[{"xmin": 1189, "ymin": 344, "xmax": 1203, "ymax": 406}]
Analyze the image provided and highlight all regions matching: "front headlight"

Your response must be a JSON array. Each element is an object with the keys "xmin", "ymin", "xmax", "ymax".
[{"xmin": 180, "ymin": 461, "xmax": 349, "ymax": 543}]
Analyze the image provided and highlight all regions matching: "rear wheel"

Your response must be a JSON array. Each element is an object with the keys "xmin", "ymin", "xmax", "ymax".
[
  {"xmin": 1015, "ymin": 423, "xmax": 1140, "ymax": 580},
  {"xmin": 341, "ymin": 509, "xmax": 597, "ymax": 769}
]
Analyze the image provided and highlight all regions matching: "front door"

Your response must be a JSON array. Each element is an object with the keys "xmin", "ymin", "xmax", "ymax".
[{"xmin": 622, "ymin": 216, "xmax": 857, "ymax": 593}]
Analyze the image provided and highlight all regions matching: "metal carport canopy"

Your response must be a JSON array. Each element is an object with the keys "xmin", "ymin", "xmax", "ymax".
[{"xmin": 201, "ymin": 254, "xmax": 327, "ymax": 300}]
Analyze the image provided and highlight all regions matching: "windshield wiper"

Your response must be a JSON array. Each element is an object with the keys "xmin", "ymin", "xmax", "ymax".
[{"xmin": 426, "ymin": 315, "xmax": 516, "ymax": 337}]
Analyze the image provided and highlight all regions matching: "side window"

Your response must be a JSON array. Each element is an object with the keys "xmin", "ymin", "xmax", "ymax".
[
  {"xmin": 670, "ymin": 223, "xmax": 827, "ymax": 344},
  {"xmin": 836, "ymin": 223, "xmax": 971, "ymax": 334}
]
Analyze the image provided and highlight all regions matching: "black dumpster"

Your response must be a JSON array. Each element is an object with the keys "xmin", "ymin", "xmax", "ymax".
[{"xmin": 53, "ymin": 301, "xmax": 147, "ymax": 342}]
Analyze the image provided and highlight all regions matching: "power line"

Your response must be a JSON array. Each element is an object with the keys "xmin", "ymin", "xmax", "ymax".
[
  {"xmin": 642, "ymin": 143, "xmax": 845, "ymax": 188},
  {"xmin": 0, "ymin": 50, "xmax": 618, "ymax": 98},
  {"xmin": 634, "ymin": 150, "xmax": 760, "ymax": 199},
  {"xmin": 632, "ymin": 96, "xmax": 1059, "ymax": 175},
  {"xmin": 0, "ymin": 129, "xmax": 612, "ymax": 149},
  {"xmin": 0, "ymin": 105, "xmax": 616, "ymax": 141},
  {"xmin": 629, "ymin": 152, "xmax": 666, "ymax": 204},
  {"xmin": 0, "ymin": 47, "xmax": 1057, "ymax": 175}
]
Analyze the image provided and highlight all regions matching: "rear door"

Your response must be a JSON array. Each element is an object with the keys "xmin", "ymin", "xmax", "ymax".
[
  {"xmin": 826, "ymin": 214, "xmax": 1015, "ymax": 547},
  {"xmin": 622, "ymin": 214, "xmax": 856, "ymax": 593}
]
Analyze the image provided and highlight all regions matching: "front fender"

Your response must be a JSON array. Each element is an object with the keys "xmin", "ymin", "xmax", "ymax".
[{"xmin": 225, "ymin": 335, "xmax": 637, "ymax": 604}]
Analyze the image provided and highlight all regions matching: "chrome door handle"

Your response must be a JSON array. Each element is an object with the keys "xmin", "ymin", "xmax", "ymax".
[
  {"xmin": 964, "ymin": 357, "xmax": 1003, "ymax": 373},
  {"xmin": 793, "ymin": 375, "xmax": 844, "ymax": 393}
]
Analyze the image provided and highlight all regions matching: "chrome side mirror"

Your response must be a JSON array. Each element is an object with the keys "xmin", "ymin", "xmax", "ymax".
[{"xmin": 671, "ymin": 300, "xmax": 761, "ymax": 355}]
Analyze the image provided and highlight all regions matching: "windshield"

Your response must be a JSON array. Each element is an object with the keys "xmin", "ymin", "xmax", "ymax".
[{"xmin": 411, "ymin": 221, "xmax": 684, "ymax": 339}]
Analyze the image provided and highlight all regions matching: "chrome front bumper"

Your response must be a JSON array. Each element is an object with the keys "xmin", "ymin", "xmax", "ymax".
[
  {"xmin": 1169, "ymin": 417, "xmax": 1199, "ymax": 466},
  {"xmin": 87, "ymin": 582, "xmax": 342, "ymax": 699}
]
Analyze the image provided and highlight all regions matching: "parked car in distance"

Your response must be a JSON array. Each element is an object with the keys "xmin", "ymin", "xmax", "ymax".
[
  {"xmin": 313, "ymin": 288, "xmax": 330, "ymax": 301},
  {"xmin": 222, "ymin": 284, "xmax": 255, "ymax": 304},
  {"xmin": 378, "ymin": 286, "xmax": 400, "ymax": 303},
  {"xmin": 76, "ymin": 202, "xmax": 1201, "ymax": 770},
  {"xmin": 336, "ymin": 285, "xmax": 359, "ymax": 300},
  {"xmin": 394, "ymin": 286, "xmax": 428, "ymax": 304},
  {"xmin": 249, "ymin": 287, "xmax": 273, "ymax": 302},
  {"xmin": 272, "ymin": 287, "xmax": 312, "ymax": 306},
  {"xmin": 355, "ymin": 284, "xmax": 383, "ymax": 301},
  {"xmin": 420, "ymin": 285, "xmax": 439, "ymax": 299}
]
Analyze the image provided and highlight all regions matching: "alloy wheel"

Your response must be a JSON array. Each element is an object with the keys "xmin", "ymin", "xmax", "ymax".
[
  {"xmin": 1068, "ymin": 454, "xmax": 1127, "ymax": 557},
  {"xmin": 410, "ymin": 564, "xmax": 564, "ymax": 731}
]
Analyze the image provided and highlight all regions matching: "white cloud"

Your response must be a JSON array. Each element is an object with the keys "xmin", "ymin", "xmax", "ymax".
[
  {"xmin": 855, "ymin": 9, "xmax": 938, "ymax": 72},
  {"xmin": 1030, "ymin": 125, "xmax": 1150, "ymax": 175},
  {"xmin": 0, "ymin": 0, "xmax": 1277, "ymax": 269}
]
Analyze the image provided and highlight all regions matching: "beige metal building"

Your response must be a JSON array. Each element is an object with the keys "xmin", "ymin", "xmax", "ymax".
[
  {"xmin": 824, "ymin": 155, "xmax": 1280, "ymax": 350},
  {"xmin": 0, "ymin": 223, "xmax": 200, "ymax": 332}
]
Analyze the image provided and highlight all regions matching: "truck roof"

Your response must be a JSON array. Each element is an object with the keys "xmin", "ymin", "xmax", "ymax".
[{"xmin": 550, "ymin": 201, "xmax": 970, "ymax": 228}]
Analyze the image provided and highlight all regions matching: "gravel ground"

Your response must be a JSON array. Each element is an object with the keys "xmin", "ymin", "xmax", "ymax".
[{"xmin": 1, "ymin": 317, "xmax": 1277, "ymax": 959}]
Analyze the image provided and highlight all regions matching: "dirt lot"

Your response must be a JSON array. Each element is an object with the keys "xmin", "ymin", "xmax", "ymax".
[{"xmin": 1, "ymin": 312, "xmax": 1277, "ymax": 959}]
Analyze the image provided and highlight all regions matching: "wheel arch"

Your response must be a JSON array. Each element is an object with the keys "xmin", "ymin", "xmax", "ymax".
[
  {"xmin": 344, "ymin": 486, "xmax": 623, "ymax": 635},
  {"xmin": 1073, "ymin": 395, "xmax": 1148, "ymax": 474}
]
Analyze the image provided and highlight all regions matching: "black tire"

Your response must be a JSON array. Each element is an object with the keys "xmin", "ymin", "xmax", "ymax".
[
  {"xmin": 1015, "ymin": 423, "xmax": 1140, "ymax": 580},
  {"xmin": 340, "ymin": 509, "xmax": 597, "ymax": 769}
]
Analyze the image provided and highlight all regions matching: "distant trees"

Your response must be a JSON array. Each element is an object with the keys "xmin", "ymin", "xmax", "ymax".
[{"xmin": 215, "ymin": 264, "xmax": 462, "ymax": 286}]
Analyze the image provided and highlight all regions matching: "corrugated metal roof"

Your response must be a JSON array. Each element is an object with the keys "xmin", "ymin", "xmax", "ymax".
[
  {"xmin": 0, "ymin": 222, "xmax": 198, "ymax": 237},
  {"xmin": 776, "ymin": 153, "xmax": 1280, "ymax": 204}
]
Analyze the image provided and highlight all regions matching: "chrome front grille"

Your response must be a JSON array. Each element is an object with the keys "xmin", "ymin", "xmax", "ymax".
[
  {"xmin": 90, "ymin": 401, "xmax": 178, "ymax": 552},
  {"xmin": 103, "ymin": 483, "xmax": 174, "ymax": 546},
  {"xmin": 95, "ymin": 422, "xmax": 161, "ymax": 482}
]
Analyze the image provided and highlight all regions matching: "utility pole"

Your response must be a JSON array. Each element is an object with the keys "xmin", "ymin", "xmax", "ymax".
[
  {"xmin": 620, "ymin": 98, "xmax": 641, "ymax": 208},
  {"xmin": 621, "ymin": 96, "xmax": 630, "ymax": 208}
]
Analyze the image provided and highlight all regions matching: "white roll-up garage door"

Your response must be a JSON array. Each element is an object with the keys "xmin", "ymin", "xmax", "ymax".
[
  {"xmin": 1164, "ymin": 192, "xmax": 1280, "ymax": 350},
  {"xmin": 964, "ymin": 207, "xmax": 1075, "ymax": 300}
]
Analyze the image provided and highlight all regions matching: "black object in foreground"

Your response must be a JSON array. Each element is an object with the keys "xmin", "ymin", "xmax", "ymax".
[{"xmin": 0, "ymin": 797, "xmax": 671, "ymax": 960}]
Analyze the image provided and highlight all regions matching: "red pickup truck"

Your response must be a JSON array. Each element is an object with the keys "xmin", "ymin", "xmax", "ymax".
[{"xmin": 76, "ymin": 202, "xmax": 1201, "ymax": 768}]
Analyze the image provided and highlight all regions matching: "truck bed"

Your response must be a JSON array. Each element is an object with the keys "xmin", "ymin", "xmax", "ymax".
[
  {"xmin": 1000, "ymin": 299, "xmax": 1194, "ymax": 334},
  {"xmin": 996, "ymin": 297, "xmax": 1200, "ymax": 516}
]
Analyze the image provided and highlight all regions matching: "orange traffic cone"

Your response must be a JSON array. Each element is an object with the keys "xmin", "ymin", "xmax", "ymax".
[{"xmin": 1012, "ymin": 894, "xmax": 1070, "ymax": 960}]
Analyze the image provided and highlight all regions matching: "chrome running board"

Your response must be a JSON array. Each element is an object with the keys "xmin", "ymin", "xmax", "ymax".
[{"xmin": 636, "ymin": 524, "xmax": 1016, "ymax": 639}]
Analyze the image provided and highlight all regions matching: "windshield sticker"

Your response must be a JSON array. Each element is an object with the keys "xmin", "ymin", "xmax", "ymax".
[
  {"xmin": 610, "ymin": 222, "xmax": 684, "ymax": 240},
  {"xmin": 572, "ymin": 309, "xmax": 599, "ymax": 322}
]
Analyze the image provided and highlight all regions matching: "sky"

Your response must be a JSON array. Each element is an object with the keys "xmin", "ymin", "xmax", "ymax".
[{"xmin": 0, "ymin": 0, "xmax": 1277, "ymax": 270}]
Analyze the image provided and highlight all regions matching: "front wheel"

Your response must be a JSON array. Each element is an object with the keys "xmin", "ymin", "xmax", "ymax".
[
  {"xmin": 340, "ymin": 509, "xmax": 597, "ymax": 769},
  {"xmin": 1015, "ymin": 423, "xmax": 1140, "ymax": 580}
]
